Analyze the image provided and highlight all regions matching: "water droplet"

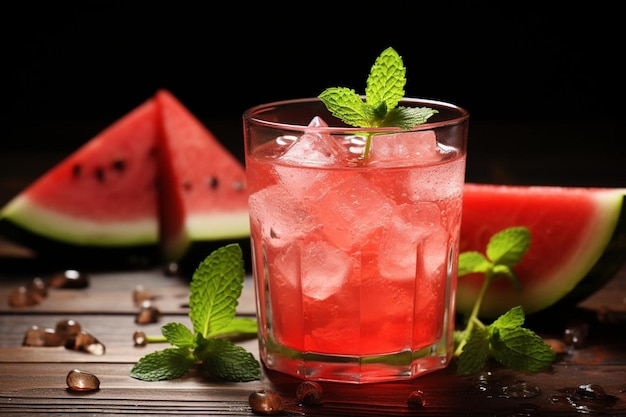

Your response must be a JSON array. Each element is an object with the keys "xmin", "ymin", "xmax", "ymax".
[
  {"xmin": 296, "ymin": 381, "xmax": 322, "ymax": 406},
  {"xmin": 576, "ymin": 383, "xmax": 607, "ymax": 399},
  {"xmin": 248, "ymin": 390, "xmax": 285, "ymax": 415},
  {"xmin": 407, "ymin": 390, "xmax": 426, "ymax": 408},
  {"xmin": 66, "ymin": 369, "xmax": 100, "ymax": 391},
  {"xmin": 555, "ymin": 384, "xmax": 618, "ymax": 414},
  {"xmin": 563, "ymin": 319, "xmax": 589, "ymax": 351},
  {"xmin": 502, "ymin": 381, "xmax": 541, "ymax": 399}
]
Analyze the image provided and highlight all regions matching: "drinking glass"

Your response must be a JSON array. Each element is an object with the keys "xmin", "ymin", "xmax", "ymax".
[{"xmin": 243, "ymin": 97, "xmax": 469, "ymax": 383}]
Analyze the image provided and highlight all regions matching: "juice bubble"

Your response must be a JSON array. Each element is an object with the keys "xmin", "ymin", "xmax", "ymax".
[
  {"xmin": 404, "ymin": 157, "xmax": 466, "ymax": 202},
  {"xmin": 368, "ymin": 130, "xmax": 439, "ymax": 166}
]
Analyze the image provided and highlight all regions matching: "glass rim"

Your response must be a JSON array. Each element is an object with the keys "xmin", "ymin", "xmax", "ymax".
[{"xmin": 243, "ymin": 97, "xmax": 469, "ymax": 134}]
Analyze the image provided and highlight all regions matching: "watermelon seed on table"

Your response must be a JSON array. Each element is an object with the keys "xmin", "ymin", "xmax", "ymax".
[
  {"xmin": 48, "ymin": 269, "xmax": 89, "ymax": 288},
  {"xmin": 66, "ymin": 369, "xmax": 100, "ymax": 392}
]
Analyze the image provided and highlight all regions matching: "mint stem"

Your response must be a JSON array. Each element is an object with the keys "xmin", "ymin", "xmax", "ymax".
[
  {"xmin": 454, "ymin": 271, "xmax": 492, "ymax": 356},
  {"xmin": 146, "ymin": 335, "xmax": 167, "ymax": 343},
  {"xmin": 361, "ymin": 133, "xmax": 374, "ymax": 160}
]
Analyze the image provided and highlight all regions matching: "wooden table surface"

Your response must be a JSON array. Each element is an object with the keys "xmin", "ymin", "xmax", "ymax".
[{"xmin": 1, "ymin": 252, "xmax": 625, "ymax": 416}]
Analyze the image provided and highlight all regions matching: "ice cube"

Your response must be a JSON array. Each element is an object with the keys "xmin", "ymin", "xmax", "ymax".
[
  {"xmin": 420, "ymin": 227, "xmax": 453, "ymax": 280},
  {"xmin": 376, "ymin": 203, "xmax": 437, "ymax": 280},
  {"xmin": 301, "ymin": 240, "xmax": 352, "ymax": 300},
  {"xmin": 272, "ymin": 239, "xmax": 351, "ymax": 301},
  {"xmin": 278, "ymin": 117, "xmax": 346, "ymax": 166},
  {"xmin": 248, "ymin": 184, "xmax": 318, "ymax": 248},
  {"xmin": 314, "ymin": 175, "xmax": 394, "ymax": 250}
]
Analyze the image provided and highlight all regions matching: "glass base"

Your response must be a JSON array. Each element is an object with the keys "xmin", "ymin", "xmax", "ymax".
[{"xmin": 259, "ymin": 335, "xmax": 452, "ymax": 384}]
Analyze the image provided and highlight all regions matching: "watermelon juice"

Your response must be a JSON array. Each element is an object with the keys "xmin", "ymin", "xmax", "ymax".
[{"xmin": 244, "ymin": 98, "xmax": 469, "ymax": 383}]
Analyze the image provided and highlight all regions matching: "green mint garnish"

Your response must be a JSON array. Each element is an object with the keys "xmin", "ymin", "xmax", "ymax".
[
  {"xmin": 130, "ymin": 244, "xmax": 261, "ymax": 382},
  {"xmin": 454, "ymin": 226, "xmax": 557, "ymax": 375},
  {"xmin": 318, "ymin": 47, "xmax": 437, "ymax": 159}
]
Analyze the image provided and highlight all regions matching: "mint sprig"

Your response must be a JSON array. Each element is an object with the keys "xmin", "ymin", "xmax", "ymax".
[
  {"xmin": 130, "ymin": 244, "xmax": 261, "ymax": 382},
  {"xmin": 454, "ymin": 226, "xmax": 557, "ymax": 375},
  {"xmin": 318, "ymin": 47, "xmax": 437, "ymax": 159}
]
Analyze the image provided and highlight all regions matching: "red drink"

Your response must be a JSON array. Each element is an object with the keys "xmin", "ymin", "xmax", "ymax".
[{"xmin": 244, "ymin": 98, "xmax": 468, "ymax": 383}]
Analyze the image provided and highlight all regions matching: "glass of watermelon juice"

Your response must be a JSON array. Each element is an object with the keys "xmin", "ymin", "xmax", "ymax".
[{"xmin": 243, "ymin": 97, "xmax": 469, "ymax": 383}]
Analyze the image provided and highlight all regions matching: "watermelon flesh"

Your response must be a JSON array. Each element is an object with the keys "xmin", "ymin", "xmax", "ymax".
[
  {"xmin": 155, "ymin": 90, "xmax": 249, "ymax": 262},
  {"xmin": 0, "ymin": 90, "xmax": 250, "ymax": 269},
  {"xmin": 0, "ymin": 98, "xmax": 160, "ymax": 248},
  {"xmin": 457, "ymin": 183, "xmax": 626, "ymax": 318}
]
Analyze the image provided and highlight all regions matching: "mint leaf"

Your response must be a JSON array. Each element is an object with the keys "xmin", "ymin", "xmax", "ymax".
[
  {"xmin": 380, "ymin": 106, "xmax": 438, "ymax": 129},
  {"xmin": 458, "ymin": 251, "xmax": 491, "ymax": 276},
  {"xmin": 490, "ymin": 305, "xmax": 525, "ymax": 330},
  {"xmin": 130, "ymin": 244, "xmax": 261, "ymax": 383},
  {"xmin": 196, "ymin": 335, "xmax": 261, "ymax": 382},
  {"xmin": 212, "ymin": 317, "xmax": 259, "ymax": 338},
  {"xmin": 490, "ymin": 326, "xmax": 556, "ymax": 373},
  {"xmin": 130, "ymin": 347, "xmax": 195, "ymax": 381},
  {"xmin": 318, "ymin": 87, "xmax": 371, "ymax": 127},
  {"xmin": 318, "ymin": 47, "xmax": 437, "ymax": 159},
  {"xmin": 491, "ymin": 264, "xmax": 521, "ymax": 290},
  {"xmin": 454, "ymin": 226, "xmax": 557, "ymax": 375},
  {"xmin": 365, "ymin": 46, "xmax": 406, "ymax": 112},
  {"xmin": 189, "ymin": 243, "xmax": 245, "ymax": 338},
  {"xmin": 486, "ymin": 226, "xmax": 530, "ymax": 266},
  {"xmin": 457, "ymin": 327, "xmax": 490, "ymax": 375},
  {"xmin": 161, "ymin": 322, "xmax": 195, "ymax": 349}
]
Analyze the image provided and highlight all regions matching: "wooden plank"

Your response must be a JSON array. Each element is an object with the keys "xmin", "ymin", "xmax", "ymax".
[
  {"xmin": 0, "ymin": 268, "xmax": 257, "ymax": 316},
  {"xmin": 0, "ymin": 313, "xmax": 260, "ymax": 363},
  {"xmin": 2, "ymin": 361, "xmax": 626, "ymax": 416}
]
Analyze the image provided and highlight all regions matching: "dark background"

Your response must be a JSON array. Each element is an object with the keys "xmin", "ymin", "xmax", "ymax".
[{"xmin": 2, "ymin": 1, "xmax": 624, "ymax": 194}]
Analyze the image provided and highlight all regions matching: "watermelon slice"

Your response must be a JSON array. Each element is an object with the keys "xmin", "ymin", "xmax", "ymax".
[
  {"xmin": 154, "ymin": 90, "xmax": 249, "ymax": 263},
  {"xmin": 457, "ymin": 183, "xmax": 626, "ymax": 318},
  {"xmin": 0, "ymin": 90, "xmax": 250, "ymax": 271},
  {"xmin": 0, "ymin": 98, "xmax": 161, "ymax": 266}
]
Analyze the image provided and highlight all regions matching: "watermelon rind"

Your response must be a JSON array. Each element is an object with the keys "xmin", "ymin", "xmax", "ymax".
[
  {"xmin": 1, "ymin": 195, "xmax": 158, "ymax": 247},
  {"xmin": 456, "ymin": 186, "xmax": 626, "ymax": 319}
]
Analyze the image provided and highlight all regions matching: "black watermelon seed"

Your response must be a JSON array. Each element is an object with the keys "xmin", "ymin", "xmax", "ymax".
[
  {"xmin": 207, "ymin": 177, "xmax": 219, "ymax": 189},
  {"xmin": 112, "ymin": 158, "xmax": 126, "ymax": 172},
  {"xmin": 94, "ymin": 167, "xmax": 105, "ymax": 182}
]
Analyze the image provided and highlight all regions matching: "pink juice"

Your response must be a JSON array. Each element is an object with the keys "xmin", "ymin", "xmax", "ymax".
[{"xmin": 246, "ymin": 130, "xmax": 466, "ymax": 359}]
